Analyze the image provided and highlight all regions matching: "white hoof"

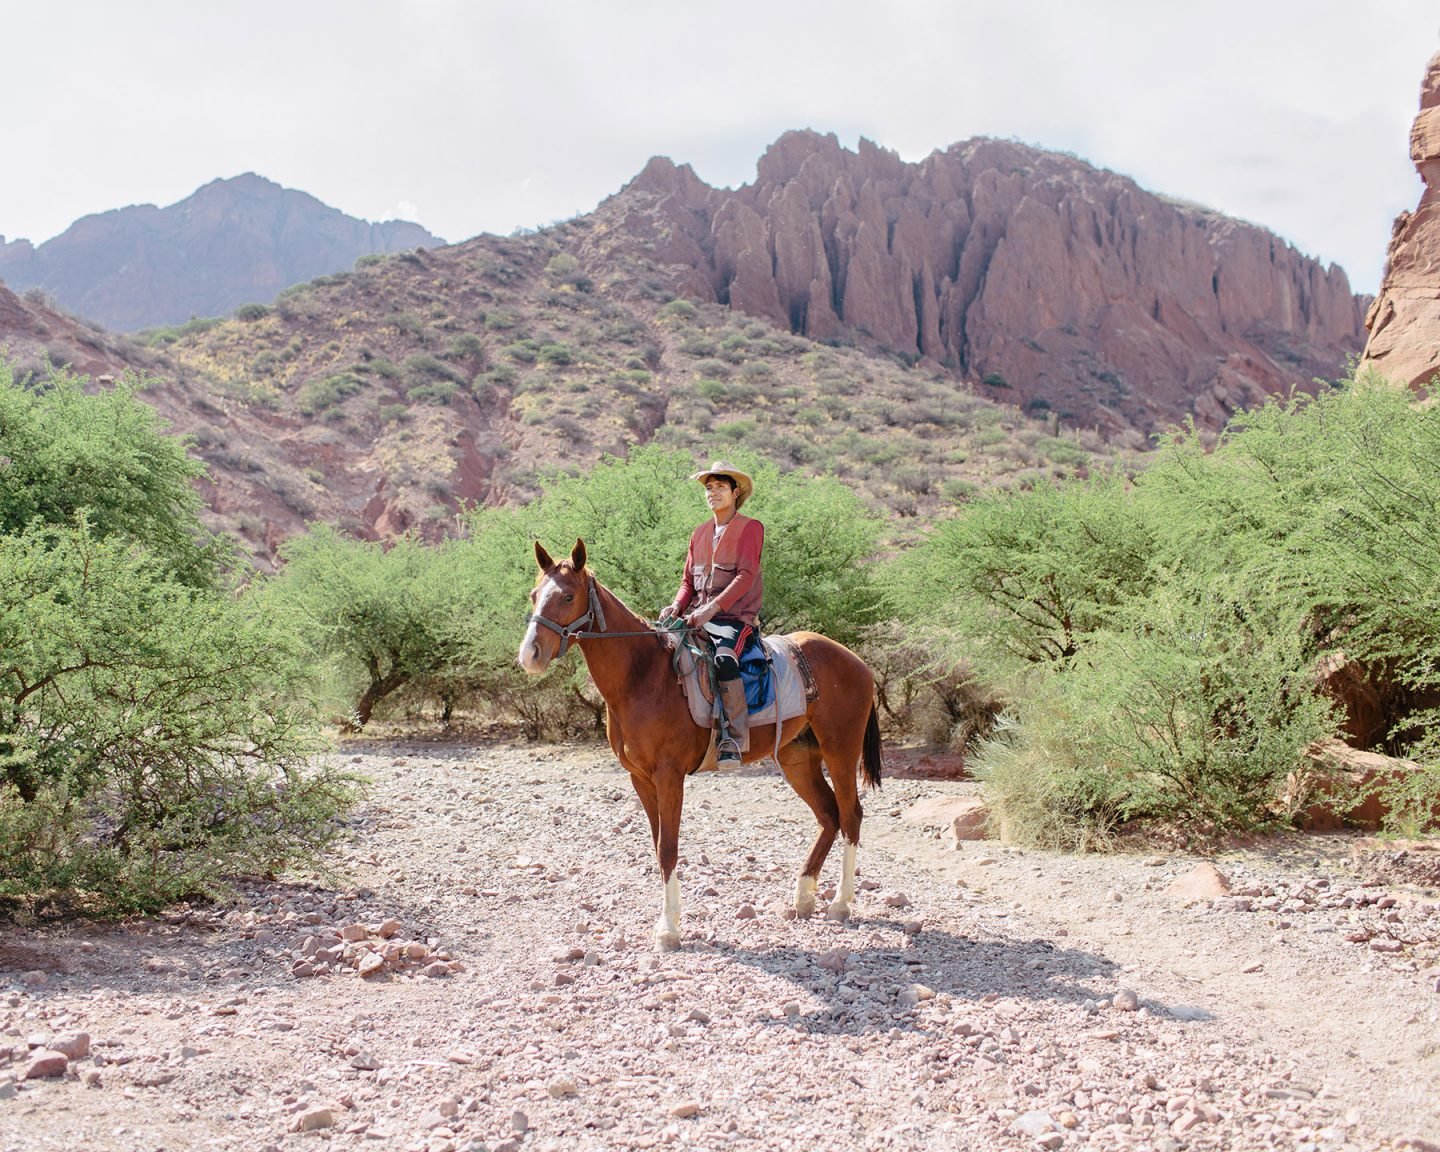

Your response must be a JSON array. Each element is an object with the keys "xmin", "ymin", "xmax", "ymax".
[
  {"xmin": 794, "ymin": 876, "xmax": 818, "ymax": 920},
  {"xmin": 654, "ymin": 928, "xmax": 681, "ymax": 952},
  {"xmin": 825, "ymin": 903, "xmax": 851, "ymax": 922}
]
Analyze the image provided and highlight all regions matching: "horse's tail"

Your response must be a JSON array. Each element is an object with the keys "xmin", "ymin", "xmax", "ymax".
[{"xmin": 861, "ymin": 703, "xmax": 883, "ymax": 790}]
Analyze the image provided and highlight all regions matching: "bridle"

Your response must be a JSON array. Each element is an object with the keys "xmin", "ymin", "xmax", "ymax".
[
  {"xmin": 527, "ymin": 574, "xmax": 696, "ymax": 659},
  {"xmin": 526, "ymin": 575, "xmax": 610, "ymax": 659}
]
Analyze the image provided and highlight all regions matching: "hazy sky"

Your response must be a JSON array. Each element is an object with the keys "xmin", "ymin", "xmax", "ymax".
[{"xmin": 5, "ymin": 1, "xmax": 1436, "ymax": 294}]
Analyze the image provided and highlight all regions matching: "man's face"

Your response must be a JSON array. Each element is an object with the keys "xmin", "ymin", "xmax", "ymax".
[{"xmin": 704, "ymin": 477, "xmax": 737, "ymax": 517}]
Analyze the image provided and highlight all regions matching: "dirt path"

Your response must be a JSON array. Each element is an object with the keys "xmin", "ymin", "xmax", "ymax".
[{"xmin": 1, "ymin": 739, "xmax": 1437, "ymax": 1152}]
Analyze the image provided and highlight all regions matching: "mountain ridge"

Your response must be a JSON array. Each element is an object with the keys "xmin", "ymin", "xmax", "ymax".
[
  {"xmin": 584, "ymin": 130, "xmax": 1366, "ymax": 436},
  {"xmin": 0, "ymin": 174, "xmax": 442, "ymax": 331}
]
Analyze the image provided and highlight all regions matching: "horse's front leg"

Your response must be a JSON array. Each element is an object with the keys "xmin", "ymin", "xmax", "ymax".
[{"xmin": 653, "ymin": 766, "xmax": 685, "ymax": 951}]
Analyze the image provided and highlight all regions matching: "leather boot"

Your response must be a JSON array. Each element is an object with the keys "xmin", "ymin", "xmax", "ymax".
[{"xmin": 717, "ymin": 678, "xmax": 749, "ymax": 769}]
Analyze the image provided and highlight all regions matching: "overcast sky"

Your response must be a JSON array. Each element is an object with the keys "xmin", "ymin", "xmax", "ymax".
[{"xmin": 5, "ymin": 1, "xmax": 1436, "ymax": 295}]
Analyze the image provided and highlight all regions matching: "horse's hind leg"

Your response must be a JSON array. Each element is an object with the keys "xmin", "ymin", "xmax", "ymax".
[
  {"xmin": 811, "ymin": 714, "xmax": 867, "ymax": 922},
  {"xmin": 777, "ymin": 736, "xmax": 840, "ymax": 919}
]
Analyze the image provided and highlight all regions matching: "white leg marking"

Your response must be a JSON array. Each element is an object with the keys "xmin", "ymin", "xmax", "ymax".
[
  {"xmin": 826, "ymin": 842, "xmax": 858, "ymax": 922},
  {"xmin": 655, "ymin": 873, "xmax": 682, "ymax": 951},
  {"xmin": 794, "ymin": 874, "xmax": 818, "ymax": 919}
]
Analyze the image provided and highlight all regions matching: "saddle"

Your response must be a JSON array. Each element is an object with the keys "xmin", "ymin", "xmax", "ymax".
[{"xmin": 664, "ymin": 629, "xmax": 818, "ymax": 759}]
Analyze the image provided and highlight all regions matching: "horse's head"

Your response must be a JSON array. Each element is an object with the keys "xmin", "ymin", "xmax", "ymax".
[{"xmin": 518, "ymin": 538, "xmax": 592, "ymax": 673}]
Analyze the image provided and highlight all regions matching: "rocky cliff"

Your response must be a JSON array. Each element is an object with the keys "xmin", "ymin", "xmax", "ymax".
[
  {"xmin": 588, "ymin": 132, "xmax": 1368, "ymax": 436},
  {"xmin": 0, "ymin": 174, "xmax": 441, "ymax": 331},
  {"xmin": 1360, "ymin": 51, "xmax": 1440, "ymax": 390}
]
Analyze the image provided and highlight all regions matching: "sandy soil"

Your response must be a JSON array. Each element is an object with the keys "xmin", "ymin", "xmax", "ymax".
[{"xmin": 2, "ymin": 737, "xmax": 1438, "ymax": 1152}]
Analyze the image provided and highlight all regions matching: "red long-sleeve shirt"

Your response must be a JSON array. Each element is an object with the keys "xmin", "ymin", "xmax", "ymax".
[{"xmin": 670, "ymin": 513, "xmax": 764, "ymax": 626}]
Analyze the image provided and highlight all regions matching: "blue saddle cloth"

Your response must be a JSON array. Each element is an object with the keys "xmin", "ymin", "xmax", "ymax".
[{"xmin": 738, "ymin": 630, "xmax": 773, "ymax": 713}]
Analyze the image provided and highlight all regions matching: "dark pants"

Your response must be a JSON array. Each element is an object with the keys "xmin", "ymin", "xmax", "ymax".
[{"xmin": 703, "ymin": 616, "xmax": 753, "ymax": 682}]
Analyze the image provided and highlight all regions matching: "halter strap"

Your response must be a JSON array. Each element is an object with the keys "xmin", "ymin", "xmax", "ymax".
[{"xmin": 527, "ymin": 577, "xmax": 646, "ymax": 657}]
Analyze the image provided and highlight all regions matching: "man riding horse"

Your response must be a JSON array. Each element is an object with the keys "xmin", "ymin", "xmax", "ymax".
[{"xmin": 657, "ymin": 461, "xmax": 763, "ymax": 770}]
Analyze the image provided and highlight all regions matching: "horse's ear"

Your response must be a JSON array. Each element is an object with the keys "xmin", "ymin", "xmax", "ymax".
[
  {"xmin": 571, "ymin": 538, "xmax": 587, "ymax": 572},
  {"xmin": 534, "ymin": 540, "xmax": 554, "ymax": 571}
]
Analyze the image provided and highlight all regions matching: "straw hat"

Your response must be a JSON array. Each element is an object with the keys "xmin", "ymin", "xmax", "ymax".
[{"xmin": 690, "ymin": 460, "xmax": 754, "ymax": 509}]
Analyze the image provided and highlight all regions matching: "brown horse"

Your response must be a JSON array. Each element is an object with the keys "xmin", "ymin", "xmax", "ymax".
[{"xmin": 518, "ymin": 539, "xmax": 883, "ymax": 950}]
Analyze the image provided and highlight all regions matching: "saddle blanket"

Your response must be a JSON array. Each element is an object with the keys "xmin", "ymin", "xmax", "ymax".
[{"xmin": 675, "ymin": 634, "xmax": 817, "ymax": 733}]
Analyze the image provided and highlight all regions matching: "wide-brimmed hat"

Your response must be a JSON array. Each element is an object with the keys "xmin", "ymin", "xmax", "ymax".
[{"xmin": 690, "ymin": 460, "xmax": 754, "ymax": 509}]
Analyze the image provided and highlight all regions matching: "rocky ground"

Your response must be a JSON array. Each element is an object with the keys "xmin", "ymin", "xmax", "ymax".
[{"xmin": 2, "ymin": 738, "xmax": 1439, "ymax": 1152}]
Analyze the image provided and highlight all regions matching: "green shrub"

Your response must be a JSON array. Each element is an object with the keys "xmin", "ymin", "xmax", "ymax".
[
  {"xmin": 235, "ymin": 303, "xmax": 271, "ymax": 322},
  {"xmin": 0, "ymin": 358, "xmax": 356, "ymax": 912},
  {"xmin": 658, "ymin": 298, "xmax": 698, "ymax": 324},
  {"xmin": 445, "ymin": 333, "xmax": 487, "ymax": 361},
  {"xmin": 407, "ymin": 380, "xmax": 459, "ymax": 406},
  {"xmin": 297, "ymin": 372, "xmax": 365, "ymax": 416}
]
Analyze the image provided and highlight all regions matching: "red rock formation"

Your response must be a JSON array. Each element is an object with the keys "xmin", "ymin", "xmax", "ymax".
[
  {"xmin": 592, "ymin": 132, "xmax": 1368, "ymax": 435},
  {"xmin": 1360, "ymin": 51, "xmax": 1440, "ymax": 390}
]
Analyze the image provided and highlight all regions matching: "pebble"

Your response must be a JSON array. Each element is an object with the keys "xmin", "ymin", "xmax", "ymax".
[
  {"xmin": 291, "ymin": 1106, "xmax": 335, "ymax": 1132},
  {"xmin": 20, "ymin": 1050, "xmax": 68, "ymax": 1080}
]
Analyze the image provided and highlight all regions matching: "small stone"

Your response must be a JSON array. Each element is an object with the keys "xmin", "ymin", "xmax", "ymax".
[
  {"xmin": 736, "ymin": 904, "xmax": 757, "ymax": 920},
  {"xmin": 510, "ymin": 1109, "xmax": 530, "ymax": 1133},
  {"xmin": 1112, "ymin": 988, "xmax": 1140, "ymax": 1012},
  {"xmin": 548, "ymin": 1077, "xmax": 577, "ymax": 1099},
  {"xmin": 357, "ymin": 952, "xmax": 386, "ymax": 978},
  {"xmin": 341, "ymin": 924, "xmax": 368, "ymax": 942},
  {"xmin": 1013, "ymin": 1110, "xmax": 1056, "ymax": 1137},
  {"xmin": 687, "ymin": 1008, "xmax": 711, "ymax": 1024},
  {"xmin": 18, "ymin": 971, "xmax": 47, "ymax": 987},
  {"xmin": 351, "ymin": 1051, "xmax": 381, "ymax": 1071},
  {"xmin": 422, "ymin": 962, "xmax": 451, "ymax": 978},
  {"xmin": 883, "ymin": 892, "xmax": 911, "ymax": 908},
  {"xmin": 291, "ymin": 1106, "xmax": 336, "ymax": 1132},
  {"xmin": 49, "ymin": 1032, "xmax": 90, "ymax": 1060},
  {"xmin": 897, "ymin": 983, "xmax": 936, "ymax": 1009},
  {"xmin": 82, "ymin": 1069, "xmax": 103, "ymax": 1088},
  {"xmin": 669, "ymin": 1100, "xmax": 701, "ymax": 1118},
  {"xmin": 20, "ymin": 1050, "xmax": 68, "ymax": 1080},
  {"xmin": 378, "ymin": 919, "xmax": 402, "ymax": 938}
]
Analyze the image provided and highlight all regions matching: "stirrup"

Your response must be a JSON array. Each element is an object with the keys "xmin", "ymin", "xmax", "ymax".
[{"xmin": 716, "ymin": 737, "xmax": 742, "ymax": 769}]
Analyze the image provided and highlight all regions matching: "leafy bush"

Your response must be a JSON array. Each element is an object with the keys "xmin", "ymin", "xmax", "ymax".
[
  {"xmin": 0, "ymin": 363, "xmax": 227, "ymax": 586},
  {"xmin": 657, "ymin": 299, "xmax": 698, "ymax": 324},
  {"xmin": 0, "ymin": 359, "xmax": 355, "ymax": 912},
  {"xmin": 889, "ymin": 472, "xmax": 1150, "ymax": 668},
  {"xmin": 297, "ymin": 372, "xmax": 365, "ymax": 416},
  {"xmin": 908, "ymin": 373, "xmax": 1440, "ymax": 841},
  {"xmin": 407, "ymin": 380, "xmax": 460, "ymax": 406},
  {"xmin": 261, "ymin": 529, "xmax": 483, "ymax": 728}
]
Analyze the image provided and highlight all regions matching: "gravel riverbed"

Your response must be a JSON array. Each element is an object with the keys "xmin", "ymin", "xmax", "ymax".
[{"xmin": 2, "ymin": 738, "xmax": 1438, "ymax": 1152}]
